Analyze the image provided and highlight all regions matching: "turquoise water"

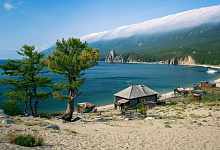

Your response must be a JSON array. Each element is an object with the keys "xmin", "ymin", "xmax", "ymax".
[{"xmin": 0, "ymin": 60, "xmax": 220, "ymax": 112}]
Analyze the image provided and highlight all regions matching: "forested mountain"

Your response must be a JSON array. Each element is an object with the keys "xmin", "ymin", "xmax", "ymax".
[
  {"xmin": 43, "ymin": 5, "xmax": 220, "ymax": 65},
  {"xmin": 90, "ymin": 23, "xmax": 220, "ymax": 55}
]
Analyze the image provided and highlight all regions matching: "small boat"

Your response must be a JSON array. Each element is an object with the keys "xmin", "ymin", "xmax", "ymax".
[{"xmin": 207, "ymin": 69, "xmax": 218, "ymax": 73}]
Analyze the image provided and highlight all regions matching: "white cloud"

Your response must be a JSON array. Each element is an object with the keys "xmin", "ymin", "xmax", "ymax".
[
  {"xmin": 3, "ymin": 1, "xmax": 24, "ymax": 11},
  {"xmin": 4, "ymin": 3, "xmax": 13, "ymax": 10},
  {"xmin": 81, "ymin": 5, "xmax": 220, "ymax": 43}
]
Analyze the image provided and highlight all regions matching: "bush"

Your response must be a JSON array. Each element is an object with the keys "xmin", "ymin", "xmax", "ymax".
[
  {"xmin": 38, "ymin": 111, "xmax": 63, "ymax": 119},
  {"xmin": 138, "ymin": 108, "xmax": 146, "ymax": 115},
  {"xmin": 164, "ymin": 124, "xmax": 172, "ymax": 128},
  {"xmin": 5, "ymin": 131, "xmax": 43, "ymax": 147},
  {"xmin": 0, "ymin": 100, "xmax": 22, "ymax": 116}
]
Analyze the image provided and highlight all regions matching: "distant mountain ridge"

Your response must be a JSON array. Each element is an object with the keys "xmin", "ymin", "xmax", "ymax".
[
  {"xmin": 89, "ymin": 23, "xmax": 220, "ymax": 55},
  {"xmin": 42, "ymin": 5, "xmax": 220, "ymax": 65},
  {"xmin": 81, "ymin": 5, "xmax": 220, "ymax": 43}
]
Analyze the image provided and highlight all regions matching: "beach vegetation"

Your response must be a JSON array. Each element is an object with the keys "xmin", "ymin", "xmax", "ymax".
[
  {"xmin": 0, "ymin": 45, "xmax": 53, "ymax": 117},
  {"xmin": 164, "ymin": 122, "xmax": 170, "ymax": 125},
  {"xmin": 198, "ymin": 123, "xmax": 202, "ymax": 125},
  {"xmin": 38, "ymin": 111, "xmax": 63, "ymax": 119},
  {"xmin": 63, "ymin": 128, "xmax": 77, "ymax": 134},
  {"xmin": 24, "ymin": 121, "xmax": 49, "ymax": 127},
  {"xmin": 47, "ymin": 37, "xmax": 100, "ymax": 121},
  {"xmin": 0, "ymin": 99, "xmax": 22, "ymax": 116},
  {"xmin": 164, "ymin": 124, "xmax": 172, "ymax": 128},
  {"xmin": 202, "ymin": 120, "xmax": 207, "ymax": 122},
  {"xmin": 175, "ymin": 115, "xmax": 185, "ymax": 119},
  {"xmin": 13, "ymin": 117, "xmax": 23, "ymax": 124},
  {"xmin": 138, "ymin": 108, "xmax": 146, "ymax": 116},
  {"xmin": 190, "ymin": 113, "xmax": 200, "ymax": 119},
  {"xmin": 5, "ymin": 131, "xmax": 43, "ymax": 147}
]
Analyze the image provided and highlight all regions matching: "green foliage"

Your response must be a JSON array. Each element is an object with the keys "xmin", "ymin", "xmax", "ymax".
[
  {"xmin": 132, "ymin": 102, "xmax": 143, "ymax": 110},
  {"xmin": 164, "ymin": 122, "xmax": 170, "ymax": 125},
  {"xmin": 47, "ymin": 37, "xmax": 100, "ymax": 101},
  {"xmin": 96, "ymin": 23, "xmax": 220, "ymax": 65},
  {"xmin": 63, "ymin": 128, "xmax": 77, "ymax": 134},
  {"xmin": 5, "ymin": 131, "xmax": 43, "ymax": 147},
  {"xmin": 38, "ymin": 111, "xmax": 63, "ymax": 119},
  {"xmin": 0, "ymin": 44, "xmax": 53, "ymax": 116},
  {"xmin": 0, "ymin": 100, "xmax": 22, "ymax": 116},
  {"xmin": 164, "ymin": 124, "xmax": 172, "ymax": 128},
  {"xmin": 47, "ymin": 37, "xmax": 100, "ymax": 120},
  {"xmin": 138, "ymin": 108, "xmax": 146, "ymax": 115},
  {"xmin": 167, "ymin": 102, "xmax": 177, "ymax": 106}
]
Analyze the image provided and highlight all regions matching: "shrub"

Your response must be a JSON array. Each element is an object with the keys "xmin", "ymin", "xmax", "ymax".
[
  {"xmin": 164, "ymin": 124, "xmax": 172, "ymax": 128},
  {"xmin": 168, "ymin": 102, "xmax": 177, "ymax": 106},
  {"xmin": 138, "ymin": 108, "xmax": 146, "ymax": 115},
  {"xmin": 38, "ymin": 111, "xmax": 63, "ymax": 119},
  {"xmin": 5, "ymin": 131, "xmax": 43, "ymax": 147},
  {"xmin": 0, "ymin": 100, "xmax": 22, "ymax": 116},
  {"xmin": 63, "ymin": 128, "xmax": 77, "ymax": 134},
  {"xmin": 24, "ymin": 121, "xmax": 49, "ymax": 127}
]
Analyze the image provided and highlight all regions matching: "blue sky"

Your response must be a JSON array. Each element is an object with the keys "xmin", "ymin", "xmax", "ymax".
[{"xmin": 0, "ymin": 0, "xmax": 220, "ymax": 58}]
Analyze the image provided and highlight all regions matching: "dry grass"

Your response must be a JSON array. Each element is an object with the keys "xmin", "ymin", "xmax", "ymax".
[
  {"xmin": 5, "ymin": 131, "xmax": 43, "ymax": 147},
  {"xmin": 24, "ymin": 121, "xmax": 50, "ymax": 127}
]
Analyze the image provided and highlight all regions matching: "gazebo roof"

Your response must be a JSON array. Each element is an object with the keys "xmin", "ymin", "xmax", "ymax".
[{"xmin": 114, "ymin": 84, "xmax": 158, "ymax": 99}]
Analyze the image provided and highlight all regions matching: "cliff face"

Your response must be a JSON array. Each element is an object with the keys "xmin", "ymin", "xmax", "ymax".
[
  {"xmin": 164, "ymin": 56, "xmax": 196, "ymax": 65},
  {"xmin": 105, "ymin": 49, "xmax": 125, "ymax": 63},
  {"xmin": 105, "ymin": 49, "xmax": 115, "ymax": 63}
]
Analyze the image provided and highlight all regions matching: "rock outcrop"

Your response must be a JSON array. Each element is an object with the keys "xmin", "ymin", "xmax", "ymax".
[
  {"xmin": 105, "ymin": 49, "xmax": 125, "ymax": 63},
  {"xmin": 164, "ymin": 56, "xmax": 196, "ymax": 65},
  {"xmin": 105, "ymin": 49, "xmax": 116, "ymax": 63}
]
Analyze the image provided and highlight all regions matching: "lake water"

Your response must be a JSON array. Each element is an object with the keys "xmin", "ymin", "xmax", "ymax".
[{"xmin": 0, "ymin": 60, "xmax": 220, "ymax": 112}]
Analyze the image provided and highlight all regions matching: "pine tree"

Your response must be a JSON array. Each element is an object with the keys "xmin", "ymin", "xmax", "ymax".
[
  {"xmin": 47, "ymin": 38, "xmax": 100, "ymax": 121},
  {"xmin": 0, "ymin": 45, "xmax": 52, "ymax": 116}
]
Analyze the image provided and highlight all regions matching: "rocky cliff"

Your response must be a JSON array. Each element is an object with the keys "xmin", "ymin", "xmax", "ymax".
[
  {"xmin": 164, "ymin": 56, "xmax": 196, "ymax": 65},
  {"xmin": 105, "ymin": 49, "xmax": 125, "ymax": 63}
]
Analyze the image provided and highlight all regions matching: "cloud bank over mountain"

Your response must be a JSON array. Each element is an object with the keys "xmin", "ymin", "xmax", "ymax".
[{"xmin": 81, "ymin": 5, "xmax": 220, "ymax": 43}]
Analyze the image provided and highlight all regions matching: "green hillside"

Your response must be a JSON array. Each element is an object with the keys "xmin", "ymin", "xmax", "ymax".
[
  {"xmin": 43, "ymin": 23, "xmax": 220, "ymax": 65},
  {"xmin": 118, "ymin": 39, "xmax": 220, "ymax": 65},
  {"xmin": 91, "ymin": 23, "xmax": 220, "ymax": 55}
]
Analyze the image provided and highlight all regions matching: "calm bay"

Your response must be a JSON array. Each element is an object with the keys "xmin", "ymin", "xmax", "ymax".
[{"xmin": 0, "ymin": 60, "xmax": 219, "ymax": 112}]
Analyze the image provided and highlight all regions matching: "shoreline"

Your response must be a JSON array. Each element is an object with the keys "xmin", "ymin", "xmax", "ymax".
[
  {"xmin": 103, "ymin": 60, "xmax": 220, "ymax": 69},
  {"xmin": 97, "ymin": 76, "xmax": 220, "ymax": 111}
]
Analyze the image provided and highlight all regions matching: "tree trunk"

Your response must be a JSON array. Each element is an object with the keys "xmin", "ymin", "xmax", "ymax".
[
  {"xmin": 24, "ymin": 90, "xmax": 29, "ymax": 116},
  {"xmin": 60, "ymin": 99, "xmax": 74, "ymax": 121},
  {"xmin": 29, "ymin": 93, "xmax": 34, "ymax": 116},
  {"xmin": 24, "ymin": 100, "xmax": 29, "ymax": 116},
  {"xmin": 33, "ymin": 88, "xmax": 38, "ymax": 117}
]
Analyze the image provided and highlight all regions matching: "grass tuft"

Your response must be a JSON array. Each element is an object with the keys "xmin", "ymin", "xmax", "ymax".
[
  {"xmin": 5, "ymin": 131, "xmax": 43, "ymax": 147},
  {"xmin": 63, "ymin": 128, "xmax": 77, "ymax": 134}
]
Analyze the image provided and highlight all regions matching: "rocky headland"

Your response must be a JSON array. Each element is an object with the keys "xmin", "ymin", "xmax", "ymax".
[{"xmin": 105, "ymin": 49, "xmax": 197, "ymax": 65}]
